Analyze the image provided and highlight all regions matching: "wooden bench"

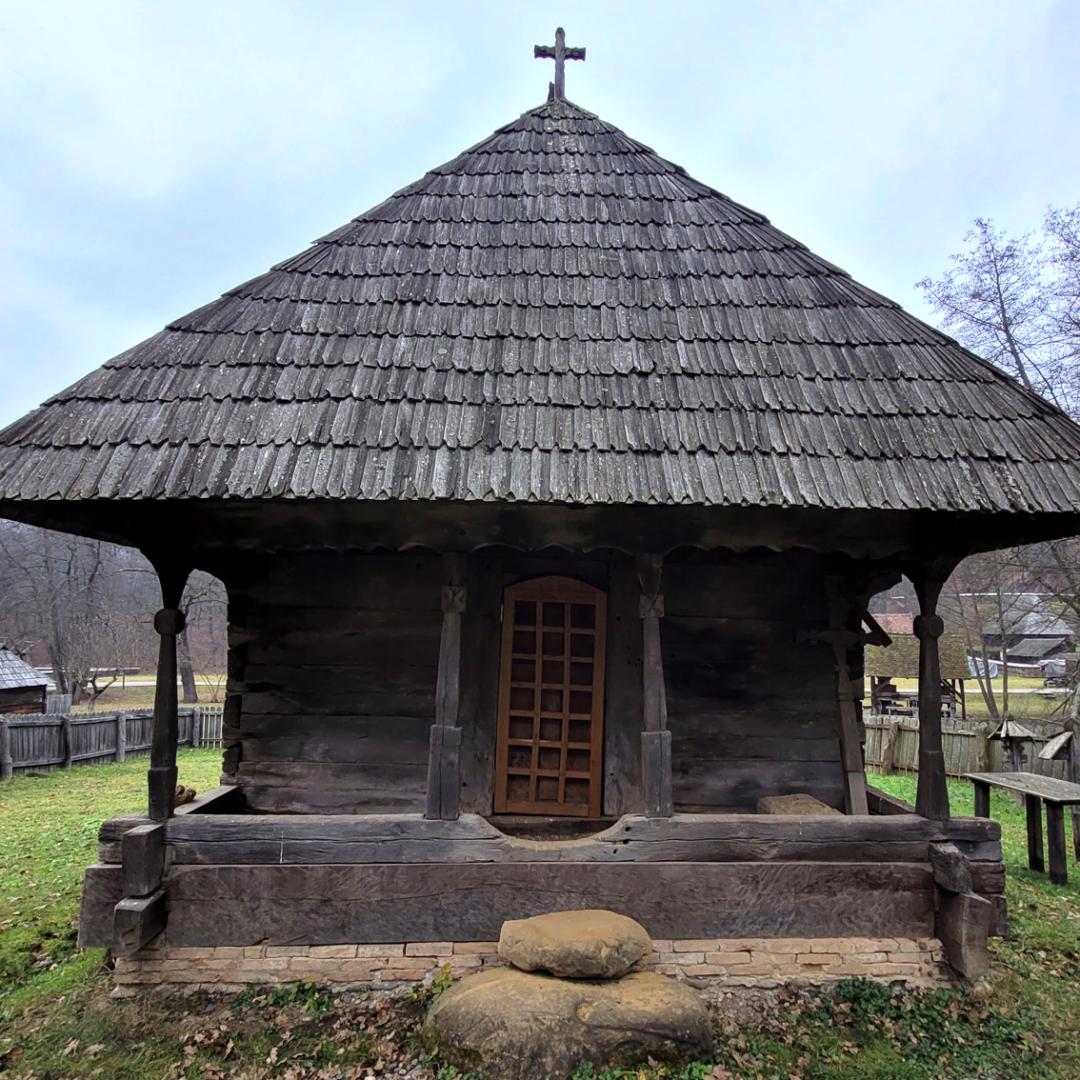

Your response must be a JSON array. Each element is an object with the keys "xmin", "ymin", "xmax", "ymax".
[{"xmin": 965, "ymin": 771, "xmax": 1080, "ymax": 885}]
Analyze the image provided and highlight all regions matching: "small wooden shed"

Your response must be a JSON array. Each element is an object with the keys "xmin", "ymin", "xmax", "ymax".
[
  {"xmin": 0, "ymin": 645, "xmax": 48, "ymax": 715},
  {"xmin": 865, "ymin": 616, "xmax": 970, "ymax": 720},
  {"xmin": 2, "ymin": 53, "xmax": 1080, "ymax": 986}
]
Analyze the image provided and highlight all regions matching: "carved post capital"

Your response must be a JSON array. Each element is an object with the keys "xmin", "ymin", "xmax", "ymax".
[
  {"xmin": 913, "ymin": 614, "xmax": 944, "ymax": 640},
  {"xmin": 639, "ymin": 593, "xmax": 664, "ymax": 619},
  {"xmin": 153, "ymin": 608, "xmax": 186, "ymax": 636},
  {"xmin": 441, "ymin": 585, "xmax": 467, "ymax": 614}
]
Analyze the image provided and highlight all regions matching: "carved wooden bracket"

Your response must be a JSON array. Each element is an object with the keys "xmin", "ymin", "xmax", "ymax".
[
  {"xmin": 639, "ymin": 593, "xmax": 664, "ymax": 619},
  {"xmin": 441, "ymin": 585, "xmax": 467, "ymax": 614}
]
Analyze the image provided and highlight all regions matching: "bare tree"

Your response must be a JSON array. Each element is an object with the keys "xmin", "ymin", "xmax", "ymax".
[
  {"xmin": 0, "ymin": 522, "xmax": 157, "ymax": 705},
  {"xmin": 0, "ymin": 522, "xmax": 229, "ymax": 708},
  {"xmin": 919, "ymin": 205, "xmax": 1080, "ymax": 725},
  {"xmin": 941, "ymin": 552, "xmax": 1038, "ymax": 720},
  {"xmin": 178, "ymin": 572, "xmax": 228, "ymax": 703},
  {"xmin": 917, "ymin": 207, "xmax": 1080, "ymax": 418},
  {"xmin": 1045, "ymin": 204, "xmax": 1080, "ymax": 366}
]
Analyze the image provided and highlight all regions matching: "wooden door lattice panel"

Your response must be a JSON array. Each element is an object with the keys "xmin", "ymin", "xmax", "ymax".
[{"xmin": 494, "ymin": 577, "xmax": 606, "ymax": 817}]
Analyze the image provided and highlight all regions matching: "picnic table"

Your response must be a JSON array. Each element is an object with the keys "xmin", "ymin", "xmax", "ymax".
[{"xmin": 965, "ymin": 771, "xmax": 1080, "ymax": 885}]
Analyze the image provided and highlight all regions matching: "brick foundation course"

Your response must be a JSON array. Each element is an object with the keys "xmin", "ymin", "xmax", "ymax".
[{"xmin": 113, "ymin": 936, "xmax": 951, "ymax": 993}]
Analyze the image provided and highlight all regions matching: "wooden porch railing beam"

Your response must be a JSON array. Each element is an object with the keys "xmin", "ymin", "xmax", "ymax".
[
  {"xmin": 147, "ymin": 562, "xmax": 190, "ymax": 821},
  {"xmin": 638, "ymin": 554, "xmax": 673, "ymax": 818},
  {"xmin": 426, "ymin": 554, "xmax": 466, "ymax": 820}
]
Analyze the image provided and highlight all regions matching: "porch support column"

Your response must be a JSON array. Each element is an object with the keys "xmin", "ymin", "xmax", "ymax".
[
  {"xmin": 913, "ymin": 571, "xmax": 951, "ymax": 822},
  {"xmin": 425, "ymin": 554, "xmax": 465, "ymax": 820},
  {"xmin": 824, "ymin": 577, "xmax": 869, "ymax": 815},
  {"xmin": 1066, "ymin": 710, "xmax": 1080, "ymax": 859},
  {"xmin": 638, "ymin": 554, "xmax": 673, "ymax": 818},
  {"xmin": 148, "ymin": 563, "xmax": 190, "ymax": 821}
]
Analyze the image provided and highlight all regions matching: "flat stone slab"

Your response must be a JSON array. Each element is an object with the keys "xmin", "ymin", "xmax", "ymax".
[
  {"xmin": 757, "ymin": 793, "xmax": 842, "ymax": 815},
  {"xmin": 424, "ymin": 968, "xmax": 713, "ymax": 1080},
  {"xmin": 498, "ymin": 908, "xmax": 651, "ymax": 978}
]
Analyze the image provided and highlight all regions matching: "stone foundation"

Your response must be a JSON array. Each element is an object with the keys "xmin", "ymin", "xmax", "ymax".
[{"xmin": 113, "ymin": 936, "xmax": 951, "ymax": 993}]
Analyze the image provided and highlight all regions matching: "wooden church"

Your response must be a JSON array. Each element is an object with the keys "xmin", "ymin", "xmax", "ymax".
[{"xmin": 3, "ymin": 31, "xmax": 1080, "ymax": 988}]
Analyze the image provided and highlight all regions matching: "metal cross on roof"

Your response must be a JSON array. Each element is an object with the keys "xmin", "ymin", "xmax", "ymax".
[{"xmin": 534, "ymin": 27, "xmax": 585, "ymax": 102}]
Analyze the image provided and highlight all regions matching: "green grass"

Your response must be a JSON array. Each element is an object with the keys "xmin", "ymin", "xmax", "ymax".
[
  {"xmin": 868, "ymin": 774, "xmax": 1080, "ymax": 1077},
  {"xmin": 0, "ymin": 751, "xmax": 223, "ymax": 994},
  {"xmin": 1, "ymin": 760, "xmax": 1079, "ymax": 1077},
  {"xmin": 890, "ymin": 676, "xmax": 1049, "ymax": 692},
  {"xmin": 880, "ymin": 676, "xmax": 1069, "ymax": 722}
]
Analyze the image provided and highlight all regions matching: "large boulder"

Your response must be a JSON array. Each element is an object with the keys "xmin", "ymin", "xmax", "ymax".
[
  {"xmin": 424, "ymin": 968, "xmax": 713, "ymax": 1080},
  {"xmin": 498, "ymin": 908, "xmax": 651, "ymax": 978}
]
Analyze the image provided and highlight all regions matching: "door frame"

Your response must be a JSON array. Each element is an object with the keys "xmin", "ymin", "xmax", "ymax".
[{"xmin": 493, "ymin": 576, "xmax": 607, "ymax": 817}]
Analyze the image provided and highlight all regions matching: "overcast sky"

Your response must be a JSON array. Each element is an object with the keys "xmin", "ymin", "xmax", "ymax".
[{"xmin": 1, "ymin": 0, "xmax": 1078, "ymax": 429}]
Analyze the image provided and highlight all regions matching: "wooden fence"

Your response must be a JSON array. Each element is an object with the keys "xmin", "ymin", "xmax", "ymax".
[
  {"xmin": 864, "ymin": 717, "xmax": 1069, "ymax": 780},
  {"xmin": 0, "ymin": 705, "xmax": 224, "ymax": 779},
  {"xmin": 2, "ymin": 705, "xmax": 1066, "ymax": 784}
]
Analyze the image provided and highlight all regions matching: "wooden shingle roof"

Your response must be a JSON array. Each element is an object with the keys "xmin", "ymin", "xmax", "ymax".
[
  {"xmin": 865, "ymin": 633, "xmax": 970, "ymax": 680},
  {"xmin": 0, "ymin": 646, "xmax": 48, "ymax": 691},
  {"xmin": 3, "ymin": 98, "xmax": 1080, "ymax": 512}
]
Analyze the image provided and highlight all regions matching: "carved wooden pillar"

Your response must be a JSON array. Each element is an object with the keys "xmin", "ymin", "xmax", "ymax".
[
  {"xmin": 1058, "ymin": 694, "xmax": 1080, "ymax": 859},
  {"xmin": 913, "ymin": 573, "xmax": 950, "ymax": 821},
  {"xmin": 824, "ymin": 576, "xmax": 869, "ymax": 815},
  {"xmin": 638, "ymin": 554, "xmax": 673, "ymax": 818},
  {"xmin": 147, "ymin": 564, "xmax": 189, "ymax": 821},
  {"xmin": 426, "ymin": 554, "xmax": 465, "ymax": 820},
  {"xmin": 220, "ymin": 588, "xmax": 248, "ymax": 784},
  {"xmin": 0, "ymin": 718, "xmax": 12, "ymax": 781}
]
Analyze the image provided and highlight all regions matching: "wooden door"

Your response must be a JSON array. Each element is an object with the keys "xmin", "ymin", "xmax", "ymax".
[{"xmin": 494, "ymin": 577, "xmax": 606, "ymax": 817}]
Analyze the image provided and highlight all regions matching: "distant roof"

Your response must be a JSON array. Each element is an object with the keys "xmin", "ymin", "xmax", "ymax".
[
  {"xmin": 0, "ymin": 646, "xmax": 48, "ymax": 691},
  {"xmin": 1007, "ymin": 636, "xmax": 1069, "ymax": 660},
  {"xmin": 871, "ymin": 613, "xmax": 914, "ymax": 635},
  {"xmin": 3, "ymin": 99, "xmax": 1080, "ymax": 512},
  {"xmin": 984, "ymin": 608, "xmax": 1074, "ymax": 639},
  {"xmin": 865, "ymin": 632, "xmax": 969, "ymax": 680}
]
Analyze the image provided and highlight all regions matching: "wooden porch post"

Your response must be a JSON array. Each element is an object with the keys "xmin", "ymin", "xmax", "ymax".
[
  {"xmin": 1064, "ymin": 710, "xmax": 1080, "ymax": 860},
  {"xmin": 425, "ymin": 554, "xmax": 465, "ymax": 820},
  {"xmin": 638, "ymin": 554, "xmax": 673, "ymax": 818},
  {"xmin": 147, "ymin": 563, "xmax": 190, "ymax": 821},
  {"xmin": 913, "ymin": 571, "xmax": 951, "ymax": 821},
  {"xmin": 0, "ymin": 718, "xmax": 12, "ymax": 781},
  {"xmin": 824, "ymin": 577, "xmax": 869, "ymax": 815}
]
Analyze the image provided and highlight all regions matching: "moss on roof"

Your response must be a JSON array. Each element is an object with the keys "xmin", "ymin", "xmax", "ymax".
[{"xmin": 865, "ymin": 632, "xmax": 969, "ymax": 680}]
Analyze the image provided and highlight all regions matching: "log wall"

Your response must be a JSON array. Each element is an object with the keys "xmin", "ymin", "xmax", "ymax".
[
  {"xmin": 0, "ymin": 686, "xmax": 46, "ymax": 715},
  {"xmin": 227, "ymin": 553, "xmax": 444, "ymax": 813},
  {"xmin": 663, "ymin": 551, "xmax": 842, "ymax": 811},
  {"xmin": 222, "ymin": 547, "xmax": 840, "ymax": 815}
]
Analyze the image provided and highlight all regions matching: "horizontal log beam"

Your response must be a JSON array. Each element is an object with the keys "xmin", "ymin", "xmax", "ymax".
[
  {"xmin": 163, "ymin": 860, "xmax": 937, "ymax": 945},
  {"xmin": 866, "ymin": 784, "xmax": 917, "ymax": 816},
  {"xmin": 153, "ymin": 812, "xmax": 1002, "ymax": 866}
]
